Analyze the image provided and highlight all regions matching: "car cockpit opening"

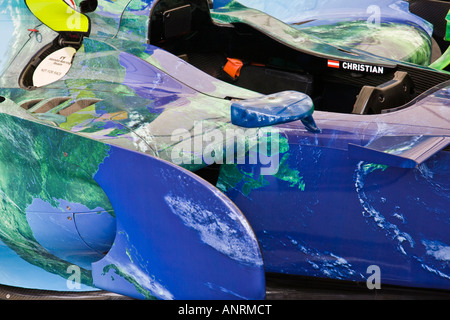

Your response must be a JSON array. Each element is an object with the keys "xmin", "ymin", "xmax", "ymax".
[{"xmin": 148, "ymin": 0, "xmax": 449, "ymax": 116}]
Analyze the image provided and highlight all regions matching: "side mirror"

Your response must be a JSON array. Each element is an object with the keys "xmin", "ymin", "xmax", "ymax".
[{"xmin": 231, "ymin": 91, "xmax": 321, "ymax": 133}]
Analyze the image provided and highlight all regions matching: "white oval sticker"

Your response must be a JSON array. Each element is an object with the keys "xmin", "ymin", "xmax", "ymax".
[{"xmin": 33, "ymin": 47, "xmax": 77, "ymax": 87}]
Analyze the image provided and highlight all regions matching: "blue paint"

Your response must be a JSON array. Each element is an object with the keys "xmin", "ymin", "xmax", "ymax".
[
  {"xmin": 119, "ymin": 52, "xmax": 196, "ymax": 112},
  {"xmin": 220, "ymin": 85, "xmax": 450, "ymax": 291},
  {"xmin": 0, "ymin": 0, "xmax": 448, "ymax": 298},
  {"xmin": 213, "ymin": 0, "xmax": 233, "ymax": 9},
  {"xmin": 92, "ymin": 145, "xmax": 265, "ymax": 299},
  {"xmin": 0, "ymin": 238, "xmax": 97, "ymax": 291}
]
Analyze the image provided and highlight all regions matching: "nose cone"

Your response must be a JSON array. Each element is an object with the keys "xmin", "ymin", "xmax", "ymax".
[
  {"xmin": 0, "ymin": 13, "xmax": 15, "ymax": 77},
  {"xmin": 0, "ymin": 1, "xmax": 39, "ymax": 78}
]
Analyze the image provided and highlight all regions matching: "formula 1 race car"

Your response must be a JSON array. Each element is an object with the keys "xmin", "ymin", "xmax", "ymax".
[{"xmin": 0, "ymin": 0, "xmax": 448, "ymax": 300}]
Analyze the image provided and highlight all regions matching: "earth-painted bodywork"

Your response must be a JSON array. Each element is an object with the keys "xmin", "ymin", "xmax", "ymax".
[
  {"xmin": 218, "ymin": 85, "xmax": 450, "ymax": 290},
  {"xmin": 0, "ymin": 0, "xmax": 267, "ymax": 299},
  {"xmin": 213, "ymin": 0, "xmax": 436, "ymax": 66},
  {"xmin": 0, "ymin": 0, "xmax": 449, "ymax": 298}
]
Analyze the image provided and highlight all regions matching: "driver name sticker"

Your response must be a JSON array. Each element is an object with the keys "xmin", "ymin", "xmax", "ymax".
[
  {"xmin": 327, "ymin": 59, "xmax": 384, "ymax": 74},
  {"xmin": 33, "ymin": 47, "xmax": 76, "ymax": 87}
]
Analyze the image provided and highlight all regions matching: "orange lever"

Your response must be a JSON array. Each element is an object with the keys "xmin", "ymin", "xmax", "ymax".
[{"xmin": 223, "ymin": 58, "xmax": 244, "ymax": 79}]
